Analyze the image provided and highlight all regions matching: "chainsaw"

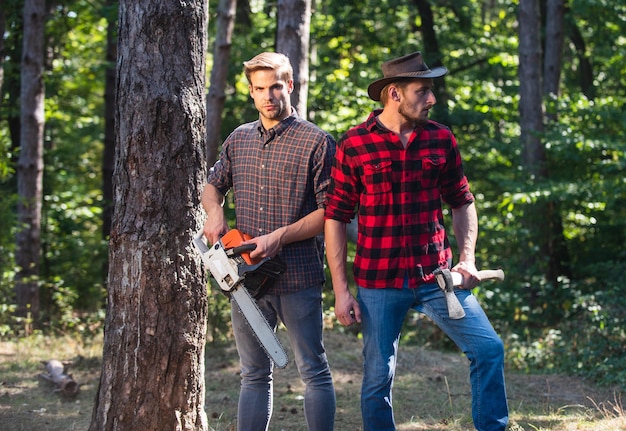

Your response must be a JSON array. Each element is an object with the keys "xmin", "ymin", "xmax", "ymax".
[{"xmin": 194, "ymin": 229, "xmax": 289, "ymax": 368}]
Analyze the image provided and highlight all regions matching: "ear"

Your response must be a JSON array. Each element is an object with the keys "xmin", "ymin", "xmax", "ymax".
[
  {"xmin": 287, "ymin": 79, "xmax": 294, "ymax": 94},
  {"xmin": 390, "ymin": 86, "xmax": 400, "ymax": 102}
]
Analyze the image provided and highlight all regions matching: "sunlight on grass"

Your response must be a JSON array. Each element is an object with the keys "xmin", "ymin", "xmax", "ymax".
[{"xmin": 1, "ymin": 331, "xmax": 624, "ymax": 431}]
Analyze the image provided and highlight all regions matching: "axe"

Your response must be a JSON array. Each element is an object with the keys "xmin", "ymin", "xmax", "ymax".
[{"xmin": 433, "ymin": 268, "xmax": 505, "ymax": 319}]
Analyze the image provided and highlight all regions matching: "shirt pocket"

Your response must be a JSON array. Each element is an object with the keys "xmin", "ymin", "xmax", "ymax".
[
  {"xmin": 363, "ymin": 160, "xmax": 392, "ymax": 194},
  {"xmin": 420, "ymin": 155, "xmax": 445, "ymax": 189}
]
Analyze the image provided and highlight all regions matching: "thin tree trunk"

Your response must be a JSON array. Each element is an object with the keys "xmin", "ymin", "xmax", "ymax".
[
  {"xmin": 543, "ymin": 0, "xmax": 564, "ymax": 99},
  {"xmin": 518, "ymin": 0, "xmax": 547, "ymax": 287},
  {"xmin": 206, "ymin": 0, "xmax": 237, "ymax": 167},
  {"xmin": 565, "ymin": 13, "xmax": 595, "ymax": 100},
  {"xmin": 542, "ymin": 0, "xmax": 572, "ymax": 281},
  {"xmin": 0, "ymin": 7, "xmax": 5, "ymax": 93},
  {"xmin": 15, "ymin": 0, "xmax": 46, "ymax": 323},
  {"xmin": 276, "ymin": 0, "xmax": 311, "ymax": 118},
  {"xmin": 89, "ymin": 1, "xmax": 209, "ymax": 429},
  {"xmin": 411, "ymin": 0, "xmax": 449, "ymax": 123},
  {"xmin": 518, "ymin": 0, "xmax": 545, "ymax": 177},
  {"xmin": 102, "ymin": 0, "xmax": 117, "ymax": 240}
]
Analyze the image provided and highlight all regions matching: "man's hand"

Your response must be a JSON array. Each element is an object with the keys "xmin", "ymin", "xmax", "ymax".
[
  {"xmin": 242, "ymin": 231, "xmax": 282, "ymax": 260},
  {"xmin": 203, "ymin": 218, "xmax": 228, "ymax": 246},
  {"xmin": 201, "ymin": 184, "xmax": 228, "ymax": 245},
  {"xmin": 451, "ymin": 260, "xmax": 480, "ymax": 290},
  {"xmin": 334, "ymin": 289, "xmax": 361, "ymax": 326}
]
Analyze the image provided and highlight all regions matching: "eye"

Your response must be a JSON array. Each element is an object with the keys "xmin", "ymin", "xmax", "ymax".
[{"xmin": 418, "ymin": 88, "xmax": 432, "ymax": 97}]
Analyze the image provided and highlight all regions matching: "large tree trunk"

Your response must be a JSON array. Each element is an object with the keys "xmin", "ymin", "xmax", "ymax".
[
  {"xmin": 15, "ymin": 0, "xmax": 46, "ymax": 323},
  {"xmin": 205, "ymin": 0, "xmax": 237, "ymax": 168},
  {"xmin": 276, "ymin": 0, "xmax": 311, "ymax": 118},
  {"xmin": 89, "ymin": 1, "xmax": 209, "ymax": 430}
]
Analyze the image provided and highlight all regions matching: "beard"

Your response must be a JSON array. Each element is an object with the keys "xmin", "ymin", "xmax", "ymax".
[{"xmin": 398, "ymin": 101, "xmax": 430, "ymax": 126}]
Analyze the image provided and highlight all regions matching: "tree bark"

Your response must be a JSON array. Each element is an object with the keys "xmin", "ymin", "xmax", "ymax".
[
  {"xmin": 565, "ymin": 13, "xmax": 595, "ymax": 100},
  {"xmin": 15, "ymin": 0, "xmax": 46, "ymax": 323},
  {"xmin": 518, "ymin": 0, "xmax": 546, "ymax": 178},
  {"xmin": 206, "ymin": 0, "xmax": 237, "ymax": 168},
  {"xmin": 0, "ymin": 7, "xmax": 5, "ymax": 93},
  {"xmin": 89, "ymin": 1, "xmax": 209, "ymax": 430},
  {"xmin": 542, "ymin": 0, "xmax": 572, "ymax": 282},
  {"xmin": 102, "ymin": 0, "xmax": 117, "ymax": 241},
  {"xmin": 276, "ymin": 0, "xmax": 311, "ymax": 118},
  {"xmin": 543, "ymin": 0, "xmax": 564, "ymax": 99},
  {"xmin": 411, "ymin": 0, "xmax": 449, "ymax": 123}
]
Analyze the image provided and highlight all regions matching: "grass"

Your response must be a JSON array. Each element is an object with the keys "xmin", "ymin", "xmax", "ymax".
[{"xmin": 0, "ymin": 329, "xmax": 625, "ymax": 431}]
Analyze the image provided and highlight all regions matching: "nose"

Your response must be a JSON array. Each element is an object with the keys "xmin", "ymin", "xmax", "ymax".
[
  {"xmin": 261, "ymin": 88, "xmax": 272, "ymax": 100},
  {"xmin": 428, "ymin": 90, "xmax": 437, "ymax": 105}
]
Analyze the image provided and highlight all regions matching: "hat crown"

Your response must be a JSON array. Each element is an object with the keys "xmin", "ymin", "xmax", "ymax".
[{"xmin": 382, "ymin": 52, "xmax": 430, "ymax": 77}]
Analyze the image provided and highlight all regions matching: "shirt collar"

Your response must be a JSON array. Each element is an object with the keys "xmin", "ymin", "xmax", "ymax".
[
  {"xmin": 365, "ymin": 109, "xmax": 384, "ymax": 133},
  {"xmin": 257, "ymin": 108, "xmax": 299, "ymax": 137},
  {"xmin": 366, "ymin": 109, "xmax": 432, "ymax": 134}
]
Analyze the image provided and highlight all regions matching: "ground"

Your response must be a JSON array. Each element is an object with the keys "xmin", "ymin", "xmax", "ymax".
[{"xmin": 0, "ymin": 329, "xmax": 624, "ymax": 431}]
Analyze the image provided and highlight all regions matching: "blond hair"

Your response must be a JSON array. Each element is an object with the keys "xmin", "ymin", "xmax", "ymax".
[{"xmin": 243, "ymin": 52, "xmax": 293, "ymax": 84}]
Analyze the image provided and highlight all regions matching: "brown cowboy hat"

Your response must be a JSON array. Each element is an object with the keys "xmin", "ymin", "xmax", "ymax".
[{"xmin": 367, "ymin": 51, "xmax": 448, "ymax": 101}]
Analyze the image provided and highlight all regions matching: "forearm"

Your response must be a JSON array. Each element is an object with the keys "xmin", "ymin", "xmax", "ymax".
[
  {"xmin": 324, "ymin": 219, "xmax": 350, "ymax": 294},
  {"xmin": 451, "ymin": 202, "xmax": 478, "ymax": 264},
  {"xmin": 325, "ymin": 218, "xmax": 361, "ymax": 325},
  {"xmin": 247, "ymin": 208, "xmax": 325, "ymax": 259},
  {"xmin": 274, "ymin": 208, "xmax": 325, "ymax": 247}
]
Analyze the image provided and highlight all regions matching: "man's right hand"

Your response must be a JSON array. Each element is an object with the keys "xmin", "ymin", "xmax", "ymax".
[
  {"xmin": 201, "ymin": 184, "xmax": 229, "ymax": 245},
  {"xmin": 334, "ymin": 289, "xmax": 361, "ymax": 326},
  {"xmin": 203, "ymin": 218, "xmax": 229, "ymax": 246}
]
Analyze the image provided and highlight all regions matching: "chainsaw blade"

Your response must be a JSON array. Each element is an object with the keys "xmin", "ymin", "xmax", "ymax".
[
  {"xmin": 193, "ymin": 230, "xmax": 288, "ymax": 368},
  {"xmin": 231, "ymin": 285, "xmax": 289, "ymax": 368}
]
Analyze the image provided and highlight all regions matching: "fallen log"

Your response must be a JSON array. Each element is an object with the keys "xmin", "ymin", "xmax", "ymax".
[{"xmin": 39, "ymin": 359, "xmax": 80, "ymax": 397}]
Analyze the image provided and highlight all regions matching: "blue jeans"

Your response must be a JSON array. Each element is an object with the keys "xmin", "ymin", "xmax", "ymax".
[
  {"xmin": 358, "ymin": 281, "xmax": 508, "ymax": 431},
  {"xmin": 231, "ymin": 285, "xmax": 336, "ymax": 431}
]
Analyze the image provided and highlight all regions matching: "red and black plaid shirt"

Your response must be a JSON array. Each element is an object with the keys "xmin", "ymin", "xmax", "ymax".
[
  {"xmin": 324, "ymin": 110, "xmax": 474, "ymax": 289},
  {"xmin": 208, "ymin": 112, "xmax": 336, "ymax": 294}
]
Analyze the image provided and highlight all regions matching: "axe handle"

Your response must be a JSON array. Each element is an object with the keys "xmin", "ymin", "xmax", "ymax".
[{"xmin": 450, "ymin": 269, "xmax": 505, "ymax": 287}]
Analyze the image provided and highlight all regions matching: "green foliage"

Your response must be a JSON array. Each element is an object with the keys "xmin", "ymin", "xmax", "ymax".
[
  {"xmin": 504, "ymin": 259, "xmax": 626, "ymax": 388},
  {"xmin": 0, "ymin": 1, "xmax": 108, "ymax": 332}
]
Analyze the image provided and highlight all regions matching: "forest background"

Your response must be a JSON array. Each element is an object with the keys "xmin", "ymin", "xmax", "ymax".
[{"xmin": 0, "ymin": 0, "xmax": 625, "ymax": 402}]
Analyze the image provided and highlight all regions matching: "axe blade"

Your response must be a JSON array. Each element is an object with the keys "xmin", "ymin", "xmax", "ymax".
[{"xmin": 434, "ymin": 269, "xmax": 466, "ymax": 320}]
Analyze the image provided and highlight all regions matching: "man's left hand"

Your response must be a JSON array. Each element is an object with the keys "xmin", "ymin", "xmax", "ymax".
[{"xmin": 451, "ymin": 261, "xmax": 479, "ymax": 289}]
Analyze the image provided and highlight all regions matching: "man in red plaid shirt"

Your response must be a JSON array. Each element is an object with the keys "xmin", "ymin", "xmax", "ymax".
[{"xmin": 324, "ymin": 51, "xmax": 508, "ymax": 431}]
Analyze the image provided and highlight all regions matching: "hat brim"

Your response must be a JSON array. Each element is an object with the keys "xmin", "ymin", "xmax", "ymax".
[{"xmin": 367, "ymin": 67, "xmax": 448, "ymax": 101}]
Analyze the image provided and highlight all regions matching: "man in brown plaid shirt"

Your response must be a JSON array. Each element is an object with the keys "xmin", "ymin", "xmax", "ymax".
[{"xmin": 202, "ymin": 52, "xmax": 336, "ymax": 431}]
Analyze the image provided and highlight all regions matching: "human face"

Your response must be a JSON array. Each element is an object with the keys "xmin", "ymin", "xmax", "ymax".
[
  {"xmin": 397, "ymin": 80, "xmax": 437, "ymax": 126},
  {"xmin": 248, "ymin": 69, "xmax": 293, "ymax": 128}
]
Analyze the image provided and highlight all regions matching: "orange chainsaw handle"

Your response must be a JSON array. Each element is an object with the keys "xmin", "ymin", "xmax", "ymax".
[{"xmin": 220, "ymin": 229, "xmax": 259, "ymax": 265}]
